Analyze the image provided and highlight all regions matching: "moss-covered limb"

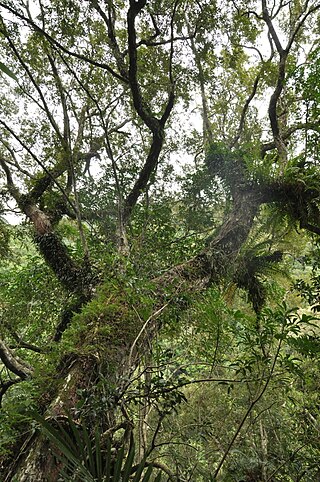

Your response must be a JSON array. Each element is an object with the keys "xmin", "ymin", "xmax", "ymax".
[
  {"xmin": 35, "ymin": 232, "xmax": 95, "ymax": 295},
  {"xmin": 260, "ymin": 178, "xmax": 320, "ymax": 233},
  {"xmin": 18, "ymin": 196, "xmax": 95, "ymax": 295},
  {"xmin": 27, "ymin": 159, "xmax": 69, "ymax": 202},
  {"xmin": 204, "ymin": 145, "xmax": 320, "ymax": 308},
  {"xmin": 155, "ymin": 189, "xmax": 262, "ymax": 301},
  {"xmin": 53, "ymin": 296, "xmax": 88, "ymax": 342},
  {"xmin": 1, "ymin": 159, "xmax": 70, "ymax": 240},
  {"xmin": 205, "ymin": 143, "xmax": 250, "ymax": 193},
  {"xmin": 39, "ymin": 195, "xmax": 78, "ymax": 225},
  {"xmin": 235, "ymin": 251, "xmax": 283, "ymax": 314},
  {"xmin": 2, "ymin": 282, "xmax": 156, "ymax": 480},
  {"xmin": 0, "ymin": 120, "xmax": 76, "ymax": 217},
  {"xmin": 206, "ymin": 143, "xmax": 320, "ymax": 240},
  {"xmin": 2, "ymin": 159, "xmax": 91, "ymax": 295}
]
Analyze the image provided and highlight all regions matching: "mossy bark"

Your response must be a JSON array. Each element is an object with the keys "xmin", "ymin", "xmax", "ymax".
[
  {"xmin": 4, "ymin": 357, "xmax": 97, "ymax": 482},
  {"xmin": 2, "ymin": 169, "xmax": 268, "ymax": 481}
]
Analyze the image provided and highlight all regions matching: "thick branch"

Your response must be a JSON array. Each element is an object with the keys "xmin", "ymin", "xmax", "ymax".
[
  {"xmin": 261, "ymin": 1, "xmax": 289, "ymax": 162},
  {"xmin": 0, "ymin": 158, "xmax": 21, "ymax": 200},
  {"xmin": 90, "ymin": 0, "xmax": 128, "ymax": 80},
  {"xmin": 268, "ymin": 52, "xmax": 288, "ymax": 154},
  {"xmin": 262, "ymin": 1, "xmax": 320, "ymax": 162},
  {"xmin": 261, "ymin": 122, "xmax": 320, "ymax": 156},
  {"xmin": 262, "ymin": 0, "xmax": 284, "ymax": 55},
  {"xmin": 122, "ymin": 129, "xmax": 164, "ymax": 224},
  {"xmin": 124, "ymin": 1, "xmax": 175, "ymax": 222},
  {"xmin": 127, "ymin": 1, "xmax": 160, "ymax": 132},
  {"xmin": 0, "ymin": 339, "xmax": 34, "ymax": 379},
  {"xmin": 0, "ymin": 378, "xmax": 22, "ymax": 407},
  {"xmin": 299, "ymin": 220, "xmax": 320, "ymax": 236}
]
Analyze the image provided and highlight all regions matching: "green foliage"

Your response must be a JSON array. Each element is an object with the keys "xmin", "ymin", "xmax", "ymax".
[
  {"xmin": 149, "ymin": 295, "xmax": 320, "ymax": 481},
  {"xmin": 0, "ymin": 218, "xmax": 10, "ymax": 259},
  {"xmin": 31, "ymin": 411, "xmax": 163, "ymax": 482},
  {"xmin": 0, "ymin": 380, "xmax": 40, "ymax": 457},
  {"xmin": 0, "ymin": 1, "xmax": 320, "ymax": 480},
  {"xmin": 0, "ymin": 245, "xmax": 64, "ymax": 341}
]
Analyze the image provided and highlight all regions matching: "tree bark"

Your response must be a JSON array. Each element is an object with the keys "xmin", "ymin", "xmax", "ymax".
[{"xmin": 3, "ymin": 177, "xmax": 262, "ymax": 481}]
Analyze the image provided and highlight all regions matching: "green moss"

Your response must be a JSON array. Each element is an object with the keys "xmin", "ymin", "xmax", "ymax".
[{"xmin": 60, "ymin": 279, "xmax": 156, "ymax": 364}]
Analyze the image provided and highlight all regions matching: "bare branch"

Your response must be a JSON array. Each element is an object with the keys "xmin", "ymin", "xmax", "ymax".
[
  {"xmin": 262, "ymin": 0, "xmax": 284, "ymax": 54},
  {"xmin": 0, "ymin": 378, "xmax": 22, "ymax": 407},
  {"xmin": 230, "ymin": 70, "xmax": 262, "ymax": 148},
  {"xmin": 9, "ymin": 331, "xmax": 45, "ymax": 354},
  {"xmin": 47, "ymin": 54, "xmax": 71, "ymax": 145},
  {"xmin": 0, "ymin": 143, "xmax": 35, "ymax": 178},
  {"xmin": 240, "ymin": 43, "xmax": 265, "ymax": 63},
  {"xmin": 137, "ymin": 34, "xmax": 193, "ymax": 48},
  {"xmin": 89, "ymin": 0, "xmax": 128, "ymax": 80},
  {"xmin": 261, "ymin": 121, "xmax": 320, "ymax": 156},
  {"xmin": 286, "ymin": 3, "xmax": 320, "ymax": 52},
  {"xmin": 128, "ymin": 303, "xmax": 170, "ymax": 368},
  {"xmin": 0, "ymin": 339, "xmax": 34, "ymax": 379},
  {"xmin": 185, "ymin": 11, "xmax": 213, "ymax": 143},
  {"xmin": 300, "ymin": 220, "xmax": 320, "ymax": 236}
]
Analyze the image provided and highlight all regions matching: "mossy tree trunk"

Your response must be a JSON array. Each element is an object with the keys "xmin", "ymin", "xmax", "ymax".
[{"xmin": 0, "ymin": 1, "xmax": 320, "ymax": 480}]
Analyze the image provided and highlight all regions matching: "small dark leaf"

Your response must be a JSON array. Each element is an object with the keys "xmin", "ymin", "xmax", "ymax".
[{"xmin": 0, "ymin": 61, "xmax": 18, "ymax": 81}]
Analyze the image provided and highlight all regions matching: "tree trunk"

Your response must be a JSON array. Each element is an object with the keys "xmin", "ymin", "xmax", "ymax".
[
  {"xmin": 4, "ymin": 357, "xmax": 97, "ymax": 482},
  {"xmin": 3, "ymin": 184, "xmax": 262, "ymax": 481}
]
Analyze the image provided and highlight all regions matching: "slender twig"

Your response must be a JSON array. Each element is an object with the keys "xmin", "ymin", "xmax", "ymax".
[
  {"xmin": 0, "ymin": 119, "xmax": 77, "ymax": 212},
  {"xmin": 0, "ymin": 2, "xmax": 127, "ymax": 83},
  {"xmin": 230, "ymin": 70, "xmax": 262, "ymax": 148},
  {"xmin": 266, "ymin": 444, "xmax": 307, "ymax": 481},
  {"xmin": 212, "ymin": 324, "xmax": 285, "ymax": 479},
  {"xmin": 128, "ymin": 304, "xmax": 169, "ymax": 368},
  {"xmin": 2, "ymin": 30, "xmax": 64, "ymax": 143}
]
